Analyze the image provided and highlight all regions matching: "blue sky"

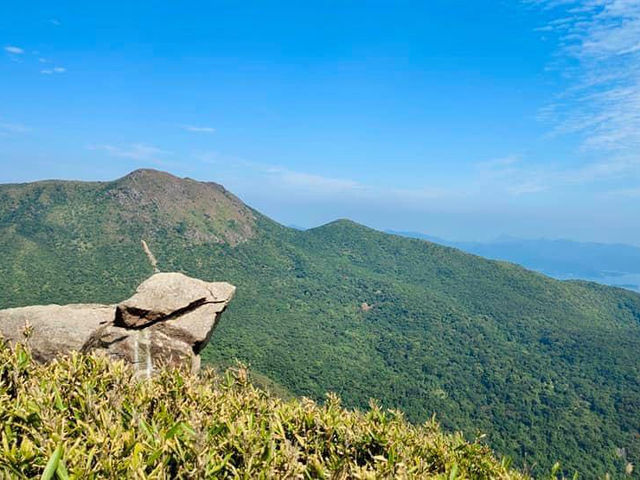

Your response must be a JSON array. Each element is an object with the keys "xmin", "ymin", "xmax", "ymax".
[{"xmin": 1, "ymin": 1, "xmax": 639, "ymax": 244}]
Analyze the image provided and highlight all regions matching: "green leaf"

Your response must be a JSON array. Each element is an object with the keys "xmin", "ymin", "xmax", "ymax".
[
  {"xmin": 166, "ymin": 421, "xmax": 196, "ymax": 439},
  {"xmin": 165, "ymin": 421, "xmax": 184, "ymax": 439},
  {"xmin": 209, "ymin": 453, "xmax": 233, "ymax": 475},
  {"xmin": 449, "ymin": 463, "xmax": 458, "ymax": 480},
  {"xmin": 54, "ymin": 391, "xmax": 65, "ymax": 411},
  {"xmin": 41, "ymin": 445, "xmax": 62, "ymax": 480},
  {"xmin": 56, "ymin": 459, "xmax": 70, "ymax": 480}
]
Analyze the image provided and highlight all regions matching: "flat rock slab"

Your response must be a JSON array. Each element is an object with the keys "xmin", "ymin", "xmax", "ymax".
[
  {"xmin": 0, "ymin": 304, "xmax": 114, "ymax": 362},
  {"xmin": 115, "ymin": 272, "xmax": 235, "ymax": 328}
]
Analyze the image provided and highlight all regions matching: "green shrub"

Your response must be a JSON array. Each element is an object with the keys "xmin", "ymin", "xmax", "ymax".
[{"xmin": 0, "ymin": 341, "xmax": 526, "ymax": 479}]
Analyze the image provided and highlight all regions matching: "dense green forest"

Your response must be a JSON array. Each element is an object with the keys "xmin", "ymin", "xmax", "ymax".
[{"xmin": 1, "ymin": 169, "xmax": 639, "ymax": 477}]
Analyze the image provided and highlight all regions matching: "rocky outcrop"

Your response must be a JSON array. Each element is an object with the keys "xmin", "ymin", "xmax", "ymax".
[{"xmin": 0, "ymin": 273, "xmax": 235, "ymax": 376}]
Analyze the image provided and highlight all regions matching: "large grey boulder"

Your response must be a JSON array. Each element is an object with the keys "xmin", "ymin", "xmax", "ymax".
[{"xmin": 0, "ymin": 273, "xmax": 235, "ymax": 376}]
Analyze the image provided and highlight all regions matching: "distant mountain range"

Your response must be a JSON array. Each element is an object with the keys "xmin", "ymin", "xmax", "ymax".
[
  {"xmin": 388, "ymin": 231, "xmax": 640, "ymax": 292},
  {"xmin": 1, "ymin": 169, "xmax": 639, "ymax": 476}
]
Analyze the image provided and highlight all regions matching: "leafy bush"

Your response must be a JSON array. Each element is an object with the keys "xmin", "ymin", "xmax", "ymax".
[{"xmin": 0, "ymin": 341, "xmax": 525, "ymax": 479}]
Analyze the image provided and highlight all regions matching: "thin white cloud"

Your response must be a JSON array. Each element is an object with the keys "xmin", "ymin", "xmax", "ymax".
[
  {"xmin": 199, "ymin": 142, "xmax": 636, "ymax": 201},
  {"xmin": 475, "ymin": 154, "xmax": 536, "ymax": 194},
  {"xmin": 508, "ymin": 182, "xmax": 548, "ymax": 195},
  {"xmin": 40, "ymin": 66, "xmax": 66, "ymax": 75},
  {"xmin": 199, "ymin": 154, "xmax": 367, "ymax": 194},
  {"xmin": 49, "ymin": 19, "xmax": 61, "ymax": 26},
  {"xmin": 266, "ymin": 167, "xmax": 363, "ymax": 193},
  {"xmin": 0, "ymin": 123, "xmax": 30, "ymax": 135},
  {"xmin": 194, "ymin": 151, "xmax": 448, "ymax": 202},
  {"xmin": 266, "ymin": 167, "xmax": 447, "ymax": 201},
  {"xmin": 475, "ymin": 149, "xmax": 640, "ymax": 195},
  {"xmin": 4, "ymin": 46, "xmax": 24, "ymax": 55},
  {"xmin": 535, "ymin": 0, "xmax": 640, "ymax": 154},
  {"xmin": 385, "ymin": 186, "xmax": 449, "ymax": 201},
  {"xmin": 88, "ymin": 143, "xmax": 171, "ymax": 161},
  {"xmin": 181, "ymin": 125, "xmax": 216, "ymax": 134},
  {"xmin": 477, "ymin": 154, "xmax": 522, "ymax": 170}
]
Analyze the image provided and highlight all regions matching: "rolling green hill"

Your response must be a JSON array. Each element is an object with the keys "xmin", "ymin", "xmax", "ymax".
[{"xmin": 1, "ymin": 169, "xmax": 639, "ymax": 477}]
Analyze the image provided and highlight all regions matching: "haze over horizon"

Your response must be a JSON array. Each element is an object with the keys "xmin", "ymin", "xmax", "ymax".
[{"xmin": 2, "ymin": 1, "xmax": 639, "ymax": 245}]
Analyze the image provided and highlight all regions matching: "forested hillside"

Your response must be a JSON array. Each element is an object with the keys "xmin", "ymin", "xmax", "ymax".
[
  {"xmin": 1, "ymin": 170, "xmax": 639, "ymax": 477},
  {"xmin": 390, "ymin": 230, "xmax": 640, "ymax": 293}
]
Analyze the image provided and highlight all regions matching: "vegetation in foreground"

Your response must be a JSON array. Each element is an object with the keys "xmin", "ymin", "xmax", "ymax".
[{"xmin": 0, "ymin": 342, "xmax": 527, "ymax": 479}]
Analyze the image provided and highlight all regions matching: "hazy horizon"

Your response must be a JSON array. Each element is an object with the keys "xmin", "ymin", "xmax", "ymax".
[{"xmin": 3, "ymin": 167, "xmax": 640, "ymax": 248}]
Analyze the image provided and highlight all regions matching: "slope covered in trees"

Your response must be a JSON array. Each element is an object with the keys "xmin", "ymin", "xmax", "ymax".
[
  {"xmin": 389, "ymin": 230, "xmax": 640, "ymax": 292},
  {"xmin": 1, "ymin": 170, "xmax": 639, "ymax": 476}
]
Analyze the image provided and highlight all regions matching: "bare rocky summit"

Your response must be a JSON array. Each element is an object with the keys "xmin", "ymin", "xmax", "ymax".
[
  {"xmin": 0, "ymin": 272, "xmax": 235, "ymax": 376},
  {"xmin": 107, "ymin": 169, "xmax": 257, "ymax": 246}
]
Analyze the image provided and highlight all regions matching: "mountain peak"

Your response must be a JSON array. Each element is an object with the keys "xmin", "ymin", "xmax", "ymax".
[
  {"xmin": 309, "ymin": 218, "xmax": 377, "ymax": 234},
  {"xmin": 0, "ymin": 169, "xmax": 256, "ymax": 247},
  {"xmin": 106, "ymin": 170, "xmax": 256, "ymax": 246},
  {"xmin": 117, "ymin": 168, "xmax": 185, "ymax": 184}
]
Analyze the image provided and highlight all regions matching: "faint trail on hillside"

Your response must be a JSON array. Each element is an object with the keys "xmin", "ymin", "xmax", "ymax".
[{"xmin": 142, "ymin": 240, "xmax": 160, "ymax": 273}]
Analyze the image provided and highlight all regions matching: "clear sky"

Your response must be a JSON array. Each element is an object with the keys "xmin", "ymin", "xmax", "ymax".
[{"xmin": 1, "ymin": 1, "xmax": 639, "ymax": 244}]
